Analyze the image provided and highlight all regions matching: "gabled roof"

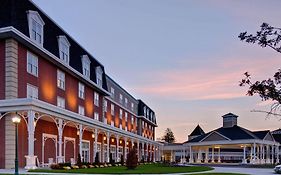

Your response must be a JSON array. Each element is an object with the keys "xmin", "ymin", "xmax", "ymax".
[
  {"xmin": 252, "ymin": 131, "xmax": 269, "ymax": 140},
  {"xmin": 189, "ymin": 125, "xmax": 205, "ymax": 136}
]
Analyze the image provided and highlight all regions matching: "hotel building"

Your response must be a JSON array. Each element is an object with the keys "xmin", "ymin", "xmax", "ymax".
[{"xmin": 0, "ymin": 0, "xmax": 161, "ymax": 169}]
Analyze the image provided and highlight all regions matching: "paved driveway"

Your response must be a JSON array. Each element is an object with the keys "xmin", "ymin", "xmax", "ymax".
[{"xmin": 211, "ymin": 166, "xmax": 276, "ymax": 175}]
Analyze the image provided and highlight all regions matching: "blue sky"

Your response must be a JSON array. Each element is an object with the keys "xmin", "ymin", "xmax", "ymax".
[{"xmin": 33, "ymin": 0, "xmax": 281, "ymax": 142}]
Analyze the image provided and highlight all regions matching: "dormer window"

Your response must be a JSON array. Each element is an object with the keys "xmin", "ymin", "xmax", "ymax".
[
  {"xmin": 58, "ymin": 36, "xmax": 70, "ymax": 64},
  {"xmin": 81, "ymin": 55, "xmax": 91, "ymax": 78},
  {"xmin": 96, "ymin": 66, "xmax": 103, "ymax": 87},
  {"xmin": 27, "ymin": 11, "xmax": 45, "ymax": 46}
]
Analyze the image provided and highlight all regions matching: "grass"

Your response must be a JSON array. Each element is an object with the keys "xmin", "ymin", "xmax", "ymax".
[
  {"xmin": 29, "ymin": 163, "xmax": 213, "ymax": 174},
  {"xmin": 188, "ymin": 174, "xmax": 249, "ymax": 175}
]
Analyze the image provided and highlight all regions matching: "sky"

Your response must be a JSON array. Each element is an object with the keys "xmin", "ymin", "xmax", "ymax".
[{"xmin": 33, "ymin": 0, "xmax": 281, "ymax": 142}]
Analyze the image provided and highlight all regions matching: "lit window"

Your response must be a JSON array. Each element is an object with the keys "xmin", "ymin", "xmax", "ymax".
[
  {"xmin": 144, "ymin": 107, "xmax": 146, "ymax": 116},
  {"xmin": 81, "ymin": 55, "xmax": 91, "ymax": 78},
  {"xmin": 104, "ymin": 99, "xmax": 108, "ymax": 112},
  {"xmin": 111, "ymin": 121, "xmax": 114, "ymax": 127},
  {"xmin": 131, "ymin": 103, "xmax": 134, "ymax": 111},
  {"xmin": 94, "ymin": 112, "xmax": 99, "ymax": 120},
  {"xmin": 58, "ymin": 35, "xmax": 70, "ymax": 64},
  {"xmin": 147, "ymin": 109, "xmax": 149, "ymax": 118},
  {"xmin": 27, "ymin": 11, "xmax": 45, "ymax": 46},
  {"xmin": 78, "ymin": 105, "xmax": 85, "ymax": 116},
  {"xmin": 96, "ymin": 66, "xmax": 103, "ymax": 87},
  {"xmin": 125, "ymin": 98, "xmax": 128, "ymax": 107},
  {"xmin": 131, "ymin": 116, "xmax": 134, "ymax": 125},
  {"xmin": 119, "ymin": 94, "xmax": 123, "ymax": 104},
  {"xmin": 125, "ymin": 112, "xmax": 128, "ymax": 121},
  {"xmin": 78, "ymin": 82, "xmax": 85, "ymax": 99},
  {"xmin": 57, "ymin": 96, "xmax": 65, "ymax": 109},
  {"xmin": 57, "ymin": 70, "xmax": 65, "ymax": 90},
  {"xmin": 94, "ymin": 92, "xmax": 99, "ymax": 106},
  {"xmin": 111, "ymin": 104, "xmax": 115, "ymax": 115},
  {"xmin": 119, "ymin": 109, "xmax": 123, "ymax": 119},
  {"xmin": 27, "ymin": 51, "xmax": 38, "ymax": 77},
  {"xmin": 110, "ymin": 87, "xmax": 115, "ymax": 98},
  {"xmin": 27, "ymin": 84, "xmax": 38, "ymax": 99}
]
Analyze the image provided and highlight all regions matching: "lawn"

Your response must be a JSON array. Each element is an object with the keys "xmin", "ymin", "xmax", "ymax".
[
  {"xmin": 29, "ymin": 163, "xmax": 213, "ymax": 174},
  {"xmin": 189, "ymin": 174, "xmax": 248, "ymax": 175}
]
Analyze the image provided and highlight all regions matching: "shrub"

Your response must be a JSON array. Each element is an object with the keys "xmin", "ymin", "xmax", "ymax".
[
  {"xmin": 77, "ymin": 154, "xmax": 82, "ymax": 167},
  {"xmin": 126, "ymin": 147, "xmax": 138, "ymax": 170},
  {"xmin": 95, "ymin": 152, "xmax": 100, "ymax": 164},
  {"xmin": 58, "ymin": 162, "xmax": 71, "ymax": 167},
  {"xmin": 120, "ymin": 155, "xmax": 124, "ymax": 165},
  {"xmin": 50, "ymin": 164, "xmax": 62, "ymax": 170}
]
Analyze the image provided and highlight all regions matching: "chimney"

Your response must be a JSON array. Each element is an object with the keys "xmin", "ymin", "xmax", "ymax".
[{"xmin": 222, "ymin": 113, "xmax": 238, "ymax": 128}]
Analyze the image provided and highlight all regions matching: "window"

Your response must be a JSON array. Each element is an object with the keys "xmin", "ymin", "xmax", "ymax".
[
  {"xmin": 27, "ymin": 11, "xmax": 45, "ymax": 46},
  {"xmin": 57, "ymin": 70, "xmax": 65, "ymax": 90},
  {"xmin": 96, "ymin": 66, "xmax": 103, "ymax": 87},
  {"xmin": 119, "ymin": 94, "xmax": 123, "ymax": 104},
  {"xmin": 111, "ymin": 104, "xmax": 115, "ymax": 115},
  {"xmin": 131, "ymin": 116, "xmax": 134, "ymax": 125},
  {"xmin": 125, "ymin": 98, "xmax": 128, "ymax": 107},
  {"xmin": 57, "ymin": 96, "xmax": 65, "ymax": 108},
  {"xmin": 147, "ymin": 109, "xmax": 149, "ymax": 118},
  {"xmin": 27, "ymin": 84, "xmax": 38, "ymax": 99},
  {"xmin": 78, "ymin": 105, "xmax": 85, "ymax": 116},
  {"xmin": 110, "ymin": 87, "xmax": 115, "ymax": 98},
  {"xmin": 144, "ymin": 107, "xmax": 146, "ymax": 116},
  {"xmin": 78, "ymin": 82, "xmax": 85, "ymax": 99},
  {"xmin": 94, "ymin": 112, "xmax": 99, "ymax": 120},
  {"xmin": 131, "ymin": 103, "xmax": 134, "ymax": 111},
  {"xmin": 125, "ymin": 112, "xmax": 128, "ymax": 122},
  {"xmin": 81, "ymin": 55, "xmax": 91, "ymax": 78},
  {"xmin": 119, "ymin": 109, "xmax": 123, "ymax": 119},
  {"xmin": 104, "ymin": 99, "xmax": 108, "ymax": 112},
  {"xmin": 111, "ymin": 121, "xmax": 114, "ymax": 127},
  {"xmin": 27, "ymin": 51, "xmax": 38, "ymax": 77},
  {"xmin": 58, "ymin": 36, "xmax": 70, "ymax": 64},
  {"xmin": 94, "ymin": 92, "xmax": 99, "ymax": 106}
]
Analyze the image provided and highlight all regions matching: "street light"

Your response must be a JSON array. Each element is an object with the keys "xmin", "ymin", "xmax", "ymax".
[{"xmin": 12, "ymin": 115, "xmax": 21, "ymax": 175}]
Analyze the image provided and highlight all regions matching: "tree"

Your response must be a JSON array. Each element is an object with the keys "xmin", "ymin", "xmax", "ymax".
[
  {"xmin": 126, "ymin": 147, "xmax": 138, "ymax": 169},
  {"xmin": 161, "ymin": 128, "xmax": 175, "ymax": 143},
  {"xmin": 239, "ymin": 23, "xmax": 281, "ymax": 117}
]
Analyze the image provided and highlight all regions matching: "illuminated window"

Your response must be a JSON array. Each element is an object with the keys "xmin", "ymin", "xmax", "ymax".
[
  {"xmin": 131, "ymin": 103, "xmax": 134, "ymax": 111},
  {"xmin": 81, "ymin": 55, "xmax": 91, "ymax": 78},
  {"xmin": 78, "ymin": 105, "xmax": 85, "ymax": 116},
  {"xmin": 119, "ymin": 109, "xmax": 123, "ymax": 119},
  {"xmin": 57, "ymin": 70, "xmax": 65, "ymax": 90},
  {"xmin": 27, "ymin": 11, "xmax": 45, "ymax": 46},
  {"xmin": 27, "ymin": 51, "xmax": 38, "ymax": 77},
  {"xmin": 94, "ymin": 112, "xmax": 99, "ymax": 120},
  {"xmin": 125, "ymin": 112, "xmax": 128, "ymax": 122},
  {"xmin": 104, "ymin": 99, "xmax": 108, "ymax": 112},
  {"xmin": 78, "ymin": 82, "xmax": 85, "ymax": 99},
  {"xmin": 27, "ymin": 84, "xmax": 38, "ymax": 99},
  {"xmin": 94, "ymin": 92, "xmax": 99, "ymax": 106},
  {"xmin": 96, "ymin": 66, "xmax": 103, "ymax": 87},
  {"xmin": 111, "ymin": 104, "xmax": 115, "ymax": 115},
  {"xmin": 119, "ymin": 94, "xmax": 123, "ymax": 104},
  {"xmin": 58, "ymin": 35, "xmax": 70, "ymax": 64},
  {"xmin": 57, "ymin": 96, "xmax": 65, "ymax": 109},
  {"xmin": 131, "ymin": 116, "xmax": 134, "ymax": 125}
]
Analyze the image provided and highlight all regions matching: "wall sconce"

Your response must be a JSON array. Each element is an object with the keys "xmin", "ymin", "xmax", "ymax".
[
  {"xmin": 92, "ymin": 133, "xmax": 95, "ymax": 139},
  {"xmin": 103, "ymin": 136, "xmax": 106, "ymax": 141},
  {"xmin": 111, "ymin": 138, "xmax": 115, "ymax": 142},
  {"xmin": 126, "ymin": 141, "xmax": 129, "ymax": 146},
  {"xmin": 120, "ymin": 140, "xmax": 122, "ymax": 144},
  {"xmin": 77, "ymin": 131, "xmax": 80, "ymax": 135}
]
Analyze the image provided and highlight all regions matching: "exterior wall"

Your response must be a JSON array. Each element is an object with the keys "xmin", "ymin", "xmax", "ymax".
[{"xmin": 0, "ymin": 40, "xmax": 5, "ymax": 99}]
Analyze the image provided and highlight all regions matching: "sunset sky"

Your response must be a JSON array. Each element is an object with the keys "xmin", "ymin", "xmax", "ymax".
[{"xmin": 33, "ymin": 0, "xmax": 281, "ymax": 142}]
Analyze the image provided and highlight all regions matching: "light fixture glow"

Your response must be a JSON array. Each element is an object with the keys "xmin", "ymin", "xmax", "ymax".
[
  {"xmin": 12, "ymin": 116, "xmax": 21, "ymax": 124},
  {"xmin": 77, "ymin": 131, "xmax": 80, "ymax": 135},
  {"xmin": 92, "ymin": 134, "xmax": 95, "ymax": 138},
  {"xmin": 111, "ymin": 138, "xmax": 115, "ymax": 142},
  {"xmin": 103, "ymin": 136, "xmax": 106, "ymax": 141}
]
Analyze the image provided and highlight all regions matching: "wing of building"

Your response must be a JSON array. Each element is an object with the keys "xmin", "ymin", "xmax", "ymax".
[
  {"xmin": 161, "ymin": 113, "xmax": 280, "ymax": 165},
  {"xmin": 0, "ymin": 0, "xmax": 161, "ymax": 169}
]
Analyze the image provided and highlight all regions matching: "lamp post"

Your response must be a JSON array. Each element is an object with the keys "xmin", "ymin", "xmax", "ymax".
[{"xmin": 12, "ymin": 115, "xmax": 21, "ymax": 175}]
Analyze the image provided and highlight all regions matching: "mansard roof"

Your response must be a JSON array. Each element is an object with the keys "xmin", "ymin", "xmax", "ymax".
[{"xmin": 189, "ymin": 125, "xmax": 205, "ymax": 136}]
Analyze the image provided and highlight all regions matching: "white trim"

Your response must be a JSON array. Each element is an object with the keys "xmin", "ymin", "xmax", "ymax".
[
  {"xmin": 42, "ymin": 133, "xmax": 57, "ymax": 166},
  {"xmin": 200, "ymin": 131, "xmax": 231, "ymax": 142},
  {"xmin": 64, "ymin": 137, "xmax": 76, "ymax": 163},
  {"xmin": 0, "ymin": 26, "xmax": 110, "ymax": 95},
  {"xmin": 27, "ymin": 10, "xmax": 45, "ymax": 46},
  {"xmin": 57, "ymin": 35, "xmax": 70, "ymax": 65},
  {"xmin": 81, "ymin": 140, "xmax": 90, "ymax": 163}
]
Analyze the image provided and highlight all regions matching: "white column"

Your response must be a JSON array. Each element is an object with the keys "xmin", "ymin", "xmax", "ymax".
[
  {"xmin": 137, "ymin": 141, "xmax": 140, "ymax": 161},
  {"xmin": 205, "ymin": 147, "xmax": 209, "ymax": 163},
  {"xmin": 189, "ymin": 146, "xmax": 193, "ymax": 163},
  {"xmin": 106, "ymin": 132, "xmax": 110, "ymax": 163},
  {"xmin": 243, "ymin": 146, "xmax": 246, "ymax": 164},
  {"xmin": 153, "ymin": 145, "xmax": 156, "ymax": 162},
  {"xmin": 142, "ymin": 142, "xmax": 145, "ymax": 161},
  {"xmin": 218, "ymin": 148, "xmax": 221, "ymax": 163},
  {"xmin": 262, "ymin": 145, "xmax": 265, "ymax": 163},
  {"xmin": 25, "ymin": 110, "xmax": 37, "ymax": 169},
  {"xmin": 266, "ymin": 145, "xmax": 270, "ymax": 164},
  {"xmin": 250, "ymin": 145, "xmax": 253, "ymax": 162},
  {"xmin": 253, "ymin": 143, "xmax": 256, "ymax": 163},
  {"xmin": 79, "ymin": 124, "xmax": 83, "ymax": 157},
  {"xmin": 57, "ymin": 119, "xmax": 63, "ymax": 163},
  {"xmin": 211, "ymin": 147, "xmax": 214, "ymax": 163},
  {"xmin": 124, "ymin": 138, "xmax": 127, "ymax": 161},
  {"xmin": 93, "ymin": 129, "xmax": 98, "ymax": 162},
  {"xmin": 276, "ymin": 145, "xmax": 280, "ymax": 164},
  {"xmin": 272, "ymin": 145, "xmax": 275, "ymax": 164},
  {"xmin": 116, "ymin": 135, "xmax": 119, "ymax": 162}
]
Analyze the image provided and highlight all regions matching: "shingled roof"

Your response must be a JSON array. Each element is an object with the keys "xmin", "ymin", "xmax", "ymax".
[{"xmin": 189, "ymin": 125, "xmax": 205, "ymax": 136}]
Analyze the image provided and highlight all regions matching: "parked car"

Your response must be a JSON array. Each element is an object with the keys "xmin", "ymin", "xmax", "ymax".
[{"xmin": 274, "ymin": 165, "xmax": 281, "ymax": 173}]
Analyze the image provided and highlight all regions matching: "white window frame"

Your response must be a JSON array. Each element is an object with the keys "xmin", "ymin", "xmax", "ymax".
[
  {"xmin": 125, "ymin": 98, "xmax": 128, "ymax": 107},
  {"xmin": 94, "ymin": 92, "xmax": 99, "ymax": 106},
  {"xmin": 78, "ymin": 82, "xmax": 85, "ymax": 99},
  {"xmin": 110, "ymin": 87, "xmax": 115, "ymax": 98},
  {"xmin": 27, "ymin": 10, "xmax": 45, "ymax": 46},
  {"xmin": 131, "ymin": 116, "xmax": 134, "ymax": 125},
  {"xmin": 81, "ymin": 140, "xmax": 90, "ymax": 163},
  {"xmin": 119, "ymin": 109, "xmax": 123, "ymax": 119},
  {"xmin": 27, "ymin": 51, "xmax": 38, "ymax": 77},
  {"xmin": 81, "ymin": 55, "xmax": 91, "ymax": 79},
  {"xmin": 27, "ymin": 84, "xmax": 38, "ymax": 99},
  {"xmin": 131, "ymin": 103, "xmax": 134, "ymax": 111},
  {"xmin": 57, "ymin": 35, "xmax": 70, "ymax": 64},
  {"xmin": 111, "ymin": 104, "xmax": 115, "ymax": 116},
  {"xmin": 95, "ymin": 66, "xmax": 103, "ymax": 87},
  {"xmin": 119, "ymin": 94, "xmax": 123, "ymax": 104},
  {"xmin": 125, "ymin": 112, "xmax": 128, "ymax": 122},
  {"xmin": 78, "ymin": 105, "xmax": 85, "ymax": 116},
  {"xmin": 94, "ymin": 112, "xmax": 99, "ymax": 120},
  {"xmin": 104, "ymin": 99, "xmax": 108, "ymax": 112},
  {"xmin": 57, "ymin": 96, "xmax": 65, "ymax": 109},
  {"xmin": 57, "ymin": 69, "xmax": 65, "ymax": 90}
]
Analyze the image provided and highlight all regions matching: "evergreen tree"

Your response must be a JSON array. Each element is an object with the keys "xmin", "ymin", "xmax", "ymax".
[
  {"xmin": 126, "ymin": 147, "xmax": 138, "ymax": 169},
  {"xmin": 161, "ymin": 128, "xmax": 175, "ymax": 143}
]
